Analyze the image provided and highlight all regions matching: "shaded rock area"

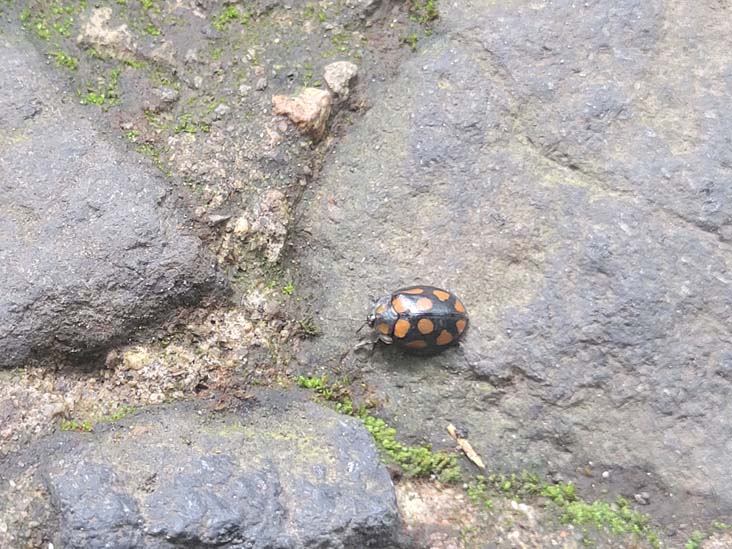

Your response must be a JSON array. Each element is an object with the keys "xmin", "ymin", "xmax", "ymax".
[
  {"xmin": 294, "ymin": 0, "xmax": 732, "ymax": 536},
  {"xmin": 0, "ymin": 35, "xmax": 225, "ymax": 369},
  {"xmin": 0, "ymin": 392, "xmax": 402, "ymax": 548}
]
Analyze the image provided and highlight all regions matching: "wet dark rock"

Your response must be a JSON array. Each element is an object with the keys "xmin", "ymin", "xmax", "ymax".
[
  {"xmin": 33, "ymin": 394, "xmax": 401, "ymax": 549},
  {"xmin": 294, "ymin": 0, "xmax": 732, "ymax": 528},
  {"xmin": 0, "ymin": 36, "xmax": 225, "ymax": 368}
]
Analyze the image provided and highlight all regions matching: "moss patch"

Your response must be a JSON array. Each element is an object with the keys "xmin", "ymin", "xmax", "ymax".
[{"xmin": 297, "ymin": 375, "xmax": 461, "ymax": 482}]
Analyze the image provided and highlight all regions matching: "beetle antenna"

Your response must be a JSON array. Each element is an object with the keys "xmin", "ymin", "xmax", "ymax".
[{"xmin": 356, "ymin": 320, "xmax": 368, "ymax": 334}]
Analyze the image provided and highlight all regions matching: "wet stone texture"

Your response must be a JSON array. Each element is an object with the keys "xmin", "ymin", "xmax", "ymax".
[
  {"xmin": 0, "ymin": 35, "xmax": 225, "ymax": 369},
  {"xmin": 4, "ymin": 393, "xmax": 401, "ymax": 549},
  {"xmin": 294, "ymin": 0, "xmax": 732, "ymax": 533}
]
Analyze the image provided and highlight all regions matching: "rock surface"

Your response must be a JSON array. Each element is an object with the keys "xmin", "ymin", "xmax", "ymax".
[
  {"xmin": 324, "ymin": 61, "xmax": 359, "ymax": 99},
  {"xmin": 0, "ymin": 36, "xmax": 224, "ymax": 368},
  {"xmin": 1, "ymin": 392, "xmax": 401, "ymax": 548},
  {"xmin": 273, "ymin": 87, "xmax": 333, "ymax": 140},
  {"xmin": 294, "ymin": 0, "xmax": 732, "ymax": 527}
]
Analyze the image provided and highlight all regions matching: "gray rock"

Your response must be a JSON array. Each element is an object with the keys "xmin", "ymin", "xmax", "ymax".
[
  {"xmin": 294, "ymin": 0, "xmax": 732, "ymax": 529},
  {"xmin": 0, "ymin": 36, "xmax": 225, "ymax": 368},
  {"xmin": 324, "ymin": 61, "xmax": 359, "ymax": 99},
  {"xmin": 37, "ymin": 394, "xmax": 401, "ymax": 548}
]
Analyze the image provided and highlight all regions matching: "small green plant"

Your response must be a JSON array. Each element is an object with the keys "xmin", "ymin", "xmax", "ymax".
[
  {"xmin": 144, "ymin": 23, "xmax": 161, "ymax": 36},
  {"xmin": 282, "ymin": 282, "xmax": 294, "ymax": 296},
  {"xmin": 410, "ymin": 0, "xmax": 439, "ymax": 25},
  {"xmin": 51, "ymin": 50, "xmax": 78, "ymax": 70},
  {"xmin": 297, "ymin": 317, "xmax": 320, "ymax": 337},
  {"xmin": 141, "ymin": 0, "xmax": 154, "ymax": 10},
  {"xmin": 685, "ymin": 531, "xmax": 705, "ymax": 549},
  {"xmin": 467, "ymin": 475, "xmax": 493, "ymax": 510},
  {"xmin": 212, "ymin": 5, "xmax": 249, "ymax": 30},
  {"xmin": 101, "ymin": 405, "xmax": 136, "ymax": 422},
  {"xmin": 60, "ymin": 419, "xmax": 93, "ymax": 432},
  {"xmin": 79, "ymin": 68, "xmax": 122, "ymax": 108},
  {"xmin": 402, "ymin": 33, "xmax": 418, "ymax": 52},
  {"xmin": 34, "ymin": 19, "xmax": 51, "ymax": 40}
]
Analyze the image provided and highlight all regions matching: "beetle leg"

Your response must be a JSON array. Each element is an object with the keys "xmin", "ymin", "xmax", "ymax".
[{"xmin": 378, "ymin": 334, "xmax": 393, "ymax": 345}]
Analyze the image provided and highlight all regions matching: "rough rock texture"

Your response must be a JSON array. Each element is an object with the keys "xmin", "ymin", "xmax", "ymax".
[
  {"xmin": 294, "ymin": 0, "xmax": 732, "ymax": 529},
  {"xmin": 0, "ymin": 36, "xmax": 224, "ymax": 368},
  {"xmin": 4, "ymin": 393, "xmax": 401, "ymax": 548},
  {"xmin": 324, "ymin": 61, "xmax": 359, "ymax": 99},
  {"xmin": 273, "ymin": 87, "xmax": 333, "ymax": 140}
]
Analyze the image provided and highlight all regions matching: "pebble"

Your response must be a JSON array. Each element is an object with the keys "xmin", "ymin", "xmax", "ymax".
[
  {"xmin": 634, "ymin": 492, "xmax": 651, "ymax": 505},
  {"xmin": 212, "ymin": 103, "xmax": 231, "ymax": 120},
  {"xmin": 272, "ymin": 87, "xmax": 332, "ymax": 140},
  {"xmin": 323, "ymin": 61, "xmax": 359, "ymax": 99}
]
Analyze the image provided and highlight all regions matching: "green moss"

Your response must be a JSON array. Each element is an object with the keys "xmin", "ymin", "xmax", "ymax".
[
  {"xmin": 60, "ymin": 419, "xmax": 93, "ymax": 432},
  {"xmin": 79, "ymin": 68, "xmax": 122, "ymax": 108},
  {"xmin": 402, "ymin": 33, "xmax": 418, "ymax": 52},
  {"xmin": 100, "ymin": 405, "xmax": 137, "ymax": 422},
  {"xmin": 144, "ymin": 23, "xmax": 161, "ymax": 36},
  {"xmin": 51, "ymin": 50, "xmax": 78, "ymax": 70},
  {"xmin": 543, "ymin": 488, "xmax": 660, "ymax": 548},
  {"xmin": 297, "ymin": 375, "xmax": 462, "ymax": 482},
  {"xmin": 466, "ymin": 475, "xmax": 493, "ymax": 510},
  {"xmin": 20, "ymin": 2, "xmax": 79, "ymax": 41},
  {"xmin": 410, "ymin": 0, "xmax": 439, "ymax": 26},
  {"xmin": 173, "ymin": 112, "xmax": 210, "ymax": 134},
  {"xmin": 360, "ymin": 414, "xmax": 461, "ymax": 482},
  {"xmin": 212, "ymin": 5, "xmax": 249, "ymax": 31},
  {"xmin": 685, "ymin": 522, "xmax": 732, "ymax": 548}
]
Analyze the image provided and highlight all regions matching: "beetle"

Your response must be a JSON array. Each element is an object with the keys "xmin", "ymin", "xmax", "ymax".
[{"xmin": 364, "ymin": 285, "xmax": 469, "ymax": 354}]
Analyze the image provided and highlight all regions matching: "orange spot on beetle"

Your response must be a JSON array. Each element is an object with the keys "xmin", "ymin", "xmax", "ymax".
[
  {"xmin": 392, "ymin": 295, "xmax": 409, "ymax": 313},
  {"xmin": 394, "ymin": 319, "xmax": 411, "ymax": 338},
  {"xmin": 377, "ymin": 323, "xmax": 390, "ymax": 335},
  {"xmin": 454, "ymin": 300, "xmax": 466, "ymax": 313},
  {"xmin": 402, "ymin": 288, "xmax": 424, "ymax": 294},
  {"xmin": 405, "ymin": 340, "xmax": 428, "ymax": 349},
  {"xmin": 375, "ymin": 304, "xmax": 387, "ymax": 315},
  {"xmin": 415, "ymin": 297, "xmax": 433, "ymax": 311},
  {"xmin": 456, "ymin": 319, "xmax": 467, "ymax": 334},
  {"xmin": 433, "ymin": 289, "xmax": 450, "ymax": 301},
  {"xmin": 436, "ymin": 330, "xmax": 454, "ymax": 345},
  {"xmin": 417, "ymin": 318, "xmax": 434, "ymax": 334}
]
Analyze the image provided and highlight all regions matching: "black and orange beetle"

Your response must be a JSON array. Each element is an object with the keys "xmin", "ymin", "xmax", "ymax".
[{"xmin": 365, "ymin": 285, "xmax": 468, "ymax": 354}]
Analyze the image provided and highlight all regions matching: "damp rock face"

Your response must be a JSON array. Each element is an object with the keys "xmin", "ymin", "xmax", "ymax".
[
  {"xmin": 37, "ymin": 394, "xmax": 401, "ymax": 549},
  {"xmin": 294, "ymin": 0, "xmax": 732, "ymax": 528},
  {"xmin": 0, "ymin": 36, "xmax": 225, "ymax": 368}
]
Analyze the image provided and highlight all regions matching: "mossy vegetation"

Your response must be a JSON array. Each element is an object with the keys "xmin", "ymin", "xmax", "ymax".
[
  {"xmin": 298, "ymin": 375, "xmax": 663, "ymax": 546},
  {"xmin": 297, "ymin": 375, "xmax": 461, "ymax": 482},
  {"xmin": 212, "ymin": 4, "xmax": 250, "ymax": 31},
  {"xmin": 59, "ymin": 405, "xmax": 137, "ymax": 433},
  {"xmin": 685, "ymin": 521, "xmax": 732, "ymax": 549},
  {"xmin": 78, "ymin": 67, "xmax": 122, "ymax": 108},
  {"xmin": 466, "ymin": 471, "xmax": 661, "ymax": 547},
  {"xmin": 51, "ymin": 50, "xmax": 79, "ymax": 70}
]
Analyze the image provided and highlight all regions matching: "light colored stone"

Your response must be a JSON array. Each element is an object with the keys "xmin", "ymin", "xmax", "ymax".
[
  {"xmin": 323, "ymin": 61, "xmax": 359, "ymax": 98},
  {"xmin": 77, "ymin": 7, "xmax": 135, "ymax": 61},
  {"xmin": 233, "ymin": 215, "xmax": 250, "ymax": 237},
  {"xmin": 122, "ymin": 347, "xmax": 152, "ymax": 371},
  {"xmin": 272, "ymin": 87, "xmax": 332, "ymax": 140}
]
